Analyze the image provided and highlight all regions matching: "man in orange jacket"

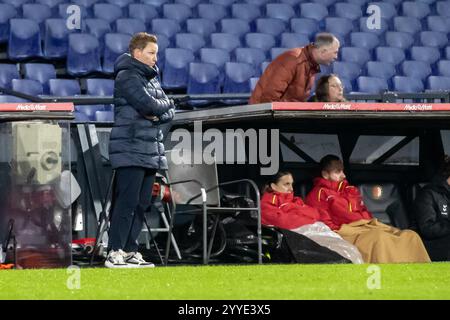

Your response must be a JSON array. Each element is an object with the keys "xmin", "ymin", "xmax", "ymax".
[
  {"xmin": 305, "ymin": 154, "xmax": 431, "ymax": 263},
  {"xmin": 249, "ymin": 32, "xmax": 340, "ymax": 104}
]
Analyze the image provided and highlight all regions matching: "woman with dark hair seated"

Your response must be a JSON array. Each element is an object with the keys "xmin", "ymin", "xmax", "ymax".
[
  {"xmin": 308, "ymin": 74, "xmax": 346, "ymax": 102},
  {"xmin": 261, "ymin": 171, "xmax": 363, "ymax": 263}
]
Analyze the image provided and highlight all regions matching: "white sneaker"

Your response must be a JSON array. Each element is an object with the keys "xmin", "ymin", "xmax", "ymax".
[
  {"xmin": 105, "ymin": 249, "xmax": 132, "ymax": 268},
  {"xmin": 124, "ymin": 252, "xmax": 155, "ymax": 268}
]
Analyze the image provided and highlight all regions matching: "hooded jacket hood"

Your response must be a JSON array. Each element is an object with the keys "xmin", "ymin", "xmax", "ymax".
[{"xmin": 114, "ymin": 53, "xmax": 158, "ymax": 79}]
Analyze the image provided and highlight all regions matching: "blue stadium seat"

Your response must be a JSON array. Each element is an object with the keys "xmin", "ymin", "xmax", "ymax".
[
  {"xmin": 437, "ymin": 60, "xmax": 450, "ymax": 77},
  {"xmin": 393, "ymin": 17, "xmax": 422, "ymax": 35},
  {"xmin": 73, "ymin": 111, "xmax": 90, "ymax": 122},
  {"xmin": 128, "ymin": 4, "xmax": 158, "ymax": 28},
  {"xmin": 436, "ymin": 1, "xmax": 450, "ymax": 17},
  {"xmin": 175, "ymin": 0, "xmax": 203, "ymax": 8},
  {"xmin": 393, "ymin": 76, "xmax": 424, "ymax": 93},
  {"xmin": 211, "ymin": 33, "xmax": 241, "ymax": 53},
  {"xmin": 245, "ymin": 33, "xmax": 276, "ymax": 56},
  {"xmin": 22, "ymin": 4, "xmax": 52, "ymax": 38},
  {"xmin": 446, "ymin": 47, "xmax": 450, "ymax": 59},
  {"xmin": 255, "ymin": 18, "xmax": 287, "ymax": 38},
  {"xmin": 115, "ymin": 19, "xmax": 146, "ymax": 36},
  {"xmin": 59, "ymin": 3, "xmax": 89, "ymax": 20},
  {"xmin": 223, "ymin": 62, "xmax": 256, "ymax": 93},
  {"xmin": 12, "ymin": 79, "xmax": 43, "ymax": 96},
  {"xmin": 280, "ymin": 33, "xmax": 310, "ymax": 48},
  {"xmin": 420, "ymin": 31, "xmax": 448, "ymax": 48},
  {"xmin": 359, "ymin": 17, "xmax": 389, "ymax": 37},
  {"xmin": 290, "ymin": 18, "xmax": 319, "ymax": 38},
  {"xmin": 198, "ymin": 4, "xmax": 227, "ymax": 23},
  {"xmin": 325, "ymin": 17, "xmax": 353, "ymax": 41},
  {"xmin": 385, "ymin": 32, "xmax": 414, "ymax": 50},
  {"xmin": 44, "ymin": 19, "xmax": 75, "ymax": 59},
  {"xmin": 175, "ymin": 33, "xmax": 206, "ymax": 55},
  {"xmin": 367, "ymin": 2, "xmax": 397, "ymax": 21},
  {"xmin": 270, "ymin": 48, "xmax": 289, "ymax": 61},
  {"xmin": 187, "ymin": 19, "xmax": 217, "ymax": 40},
  {"xmin": 339, "ymin": 77, "xmax": 352, "ymax": 93},
  {"xmin": 366, "ymin": 61, "xmax": 396, "ymax": 82},
  {"xmin": 95, "ymin": 110, "xmax": 114, "ymax": 122},
  {"xmin": 427, "ymin": 76, "xmax": 450, "ymax": 90},
  {"xmin": 332, "ymin": 61, "xmax": 362, "ymax": 82},
  {"xmin": 49, "ymin": 79, "xmax": 81, "ymax": 96},
  {"xmin": 93, "ymin": 4, "xmax": 122, "ymax": 26},
  {"xmin": 231, "ymin": 4, "xmax": 261, "ymax": 24},
  {"xmin": 105, "ymin": 0, "xmax": 134, "ymax": 15},
  {"xmin": 151, "ymin": 19, "xmax": 181, "ymax": 45},
  {"xmin": 416, "ymin": 0, "xmax": 438, "ymax": 4},
  {"xmin": 0, "ymin": 95, "xmax": 27, "ymax": 103},
  {"xmin": 75, "ymin": 105, "xmax": 105, "ymax": 121},
  {"xmin": 0, "ymin": 64, "xmax": 20, "ymax": 89},
  {"xmin": 333, "ymin": 2, "xmax": 362, "ymax": 21},
  {"xmin": 67, "ymin": 33, "xmax": 102, "ymax": 76},
  {"xmin": 375, "ymin": 47, "xmax": 405, "ymax": 66},
  {"xmin": 162, "ymin": 48, "xmax": 195, "ymax": 89},
  {"xmin": 187, "ymin": 62, "xmax": 221, "ymax": 94},
  {"xmin": 279, "ymin": 0, "xmax": 303, "ymax": 6},
  {"xmin": 163, "ymin": 4, "xmax": 191, "ymax": 25},
  {"xmin": 346, "ymin": 0, "xmax": 371, "ymax": 6},
  {"xmin": 23, "ymin": 63, "xmax": 56, "ymax": 94},
  {"xmin": 84, "ymin": 19, "xmax": 111, "ymax": 52},
  {"xmin": 250, "ymin": 77, "xmax": 259, "ymax": 91},
  {"xmin": 357, "ymin": 76, "xmax": 388, "ymax": 93},
  {"xmin": 199, "ymin": 47, "xmax": 230, "ymax": 83},
  {"xmin": 401, "ymin": 61, "xmax": 432, "ymax": 82},
  {"xmin": 245, "ymin": 0, "xmax": 272, "ymax": 5},
  {"xmin": 0, "ymin": 4, "xmax": 17, "ymax": 44},
  {"xmin": 141, "ymin": 0, "xmax": 169, "ymax": 14},
  {"xmin": 235, "ymin": 48, "xmax": 266, "ymax": 75},
  {"xmin": 350, "ymin": 32, "xmax": 380, "ymax": 52},
  {"xmin": 1, "ymin": 0, "xmax": 32, "ymax": 11},
  {"xmin": 300, "ymin": 3, "xmax": 328, "ymax": 23},
  {"xmin": 211, "ymin": 0, "xmax": 236, "ymax": 7},
  {"xmin": 314, "ymin": 0, "xmax": 339, "ymax": 6},
  {"xmin": 73, "ymin": 0, "xmax": 97, "ymax": 14},
  {"xmin": 261, "ymin": 61, "xmax": 270, "ymax": 74},
  {"xmin": 220, "ymin": 19, "xmax": 250, "ymax": 39},
  {"xmin": 102, "ymin": 33, "xmax": 132, "ymax": 74},
  {"xmin": 410, "ymin": 46, "xmax": 441, "ymax": 65},
  {"xmin": 266, "ymin": 3, "xmax": 296, "ymax": 20},
  {"xmin": 340, "ymin": 47, "xmax": 371, "ymax": 66},
  {"xmin": 86, "ymin": 79, "xmax": 114, "ymax": 96},
  {"xmin": 8, "ymin": 19, "xmax": 43, "ymax": 60},
  {"xmin": 154, "ymin": 33, "xmax": 170, "ymax": 70},
  {"xmin": 427, "ymin": 16, "xmax": 450, "ymax": 33},
  {"xmin": 402, "ymin": 1, "xmax": 431, "ymax": 20}
]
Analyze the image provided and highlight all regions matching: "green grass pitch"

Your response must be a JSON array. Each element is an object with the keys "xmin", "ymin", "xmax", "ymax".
[{"xmin": 1, "ymin": 263, "xmax": 450, "ymax": 300}]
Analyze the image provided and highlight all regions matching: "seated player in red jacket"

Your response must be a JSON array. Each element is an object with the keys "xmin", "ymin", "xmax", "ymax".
[
  {"xmin": 305, "ymin": 154, "xmax": 430, "ymax": 263},
  {"xmin": 261, "ymin": 171, "xmax": 363, "ymax": 263}
]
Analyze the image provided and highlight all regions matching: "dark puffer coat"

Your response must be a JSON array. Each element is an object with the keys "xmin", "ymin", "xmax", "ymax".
[
  {"xmin": 413, "ymin": 176, "xmax": 450, "ymax": 240},
  {"xmin": 109, "ymin": 53, "xmax": 175, "ymax": 170}
]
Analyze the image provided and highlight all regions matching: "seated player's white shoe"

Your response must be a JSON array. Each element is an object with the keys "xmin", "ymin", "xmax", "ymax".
[
  {"xmin": 105, "ymin": 249, "xmax": 133, "ymax": 268},
  {"xmin": 124, "ymin": 252, "xmax": 155, "ymax": 268}
]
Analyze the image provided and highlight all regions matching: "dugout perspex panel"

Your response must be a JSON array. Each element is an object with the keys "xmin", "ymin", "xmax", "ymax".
[{"xmin": 0, "ymin": 102, "xmax": 74, "ymax": 269}]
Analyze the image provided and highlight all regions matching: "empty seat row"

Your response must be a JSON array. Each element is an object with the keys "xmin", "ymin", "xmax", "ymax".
[{"xmin": 0, "ymin": 63, "xmax": 114, "ymax": 95}]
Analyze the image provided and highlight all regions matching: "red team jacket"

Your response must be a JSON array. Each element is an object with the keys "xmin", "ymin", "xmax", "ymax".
[
  {"xmin": 261, "ymin": 190, "xmax": 323, "ymax": 229},
  {"xmin": 305, "ymin": 177, "xmax": 373, "ymax": 230}
]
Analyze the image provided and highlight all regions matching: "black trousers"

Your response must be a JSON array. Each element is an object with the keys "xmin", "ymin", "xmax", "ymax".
[
  {"xmin": 108, "ymin": 166, "xmax": 157, "ymax": 252},
  {"xmin": 423, "ymin": 234, "xmax": 450, "ymax": 261}
]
